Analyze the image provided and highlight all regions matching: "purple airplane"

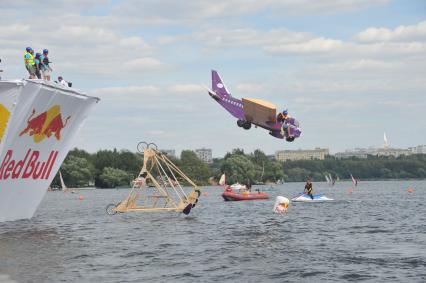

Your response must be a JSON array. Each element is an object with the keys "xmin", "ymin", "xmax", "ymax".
[{"xmin": 206, "ymin": 70, "xmax": 301, "ymax": 142}]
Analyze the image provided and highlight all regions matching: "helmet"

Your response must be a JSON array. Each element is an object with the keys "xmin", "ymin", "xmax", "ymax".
[
  {"xmin": 282, "ymin": 109, "xmax": 288, "ymax": 115},
  {"xmin": 35, "ymin": 53, "xmax": 41, "ymax": 58},
  {"xmin": 26, "ymin": 47, "xmax": 32, "ymax": 52},
  {"xmin": 43, "ymin": 49, "xmax": 48, "ymax": 54}
]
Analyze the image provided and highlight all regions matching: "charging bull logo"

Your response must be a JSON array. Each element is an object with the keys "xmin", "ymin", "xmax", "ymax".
[
  {"xmin": 0, "ymin": 103, "xmax": 11, "ymax": 142},
  {"xmin": 19, "ymin": 105, "xmax": 71, "ymax": 143}
]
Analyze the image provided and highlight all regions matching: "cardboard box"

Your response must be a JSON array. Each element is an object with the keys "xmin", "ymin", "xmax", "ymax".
[{"xmin": 242, "ymin": 98, "xmax": 277, "ymax": 126}]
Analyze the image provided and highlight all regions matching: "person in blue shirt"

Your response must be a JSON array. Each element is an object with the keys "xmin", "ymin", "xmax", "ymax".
[
  {"xmin": 42, "ymin": 49, "xmax": 52, "ymax": 81},
  {"xmin": 278, "ymin": 109, "xmax": 294, "ymax": 141},
  {"xmin": 277, "ymin": 109, "xmax": 290, "ymax": 123},
  {"xmin": 34, "ymin": 53, "xmax": 42, "ymax": 79}
]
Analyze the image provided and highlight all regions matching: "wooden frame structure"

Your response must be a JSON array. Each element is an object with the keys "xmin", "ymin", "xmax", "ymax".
[{"xmin": 106, "ymin": 142, "xmax": 200, "ymax": 215}]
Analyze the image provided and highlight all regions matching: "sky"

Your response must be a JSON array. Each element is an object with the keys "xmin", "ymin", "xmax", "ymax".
[{"xmin": 1, "ymin": 0, "xmax": 425, "ymax": 157}]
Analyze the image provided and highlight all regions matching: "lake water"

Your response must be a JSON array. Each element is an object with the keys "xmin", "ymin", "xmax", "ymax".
[{"xmin": 0, "ymin": 180, "xmax": 425, "ymax": 282}]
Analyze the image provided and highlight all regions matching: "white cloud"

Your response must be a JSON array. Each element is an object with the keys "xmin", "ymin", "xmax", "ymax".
[
  {"xmin": 167, "ymin": 84, "xmax": 204, "ymax": 93},
  {"xmin": 190, "ymin": 27, "xmax": 343, "ymax": 55},
  {"xmin": 122, "ymin": 58, "xmax": 169, "ymax": 72},
  {"xmin": 235, "ymin": 83, "xmax": 264, "ymax": 93},
  {"xmin": 264, "ymin": 37, "xmax": 343, "ymax": 54},
  {"xmin": 355, "ymin": 20, "xmax": 426, "ymax": 42},
  {"xmin": 109, "ymin": 0, "xmax": 389, "ymax": 26},
  {"xmin": 0, "ymin": 19, "xmax": 166, "ymax": 78},
  {"xmin": 268, "ymin": 0, "xmax": 389, "ymax": 15},
  {"xmin": 193, "ymin": 28, "xmax": 310, "ymax": 49},
  {"xmin": 90, "ymin": 85, "xmax": 160, "ymax": 97},
  {"xmin": 88, "ymin": 84, "xmax": 208, "ymax": 111}
]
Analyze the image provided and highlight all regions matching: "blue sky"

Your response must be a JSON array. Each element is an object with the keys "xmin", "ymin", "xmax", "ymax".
[{"xmin": 1, "ymin": 0, "xmax": 425, "ymax": 156}]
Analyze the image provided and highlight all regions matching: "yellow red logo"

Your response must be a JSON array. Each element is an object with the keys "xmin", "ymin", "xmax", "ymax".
[
  {"xmin": 19, "ymin": 105, "xmax": 71, "ymax": 143},
  {"xmin": 0, "ymin": 103, "xmax": 11, "ymax": 142}
]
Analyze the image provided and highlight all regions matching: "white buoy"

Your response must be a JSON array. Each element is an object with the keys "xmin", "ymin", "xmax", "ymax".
[{"xmin": 273, "ymin": 196, "xmax": 289, "ymax": 214}]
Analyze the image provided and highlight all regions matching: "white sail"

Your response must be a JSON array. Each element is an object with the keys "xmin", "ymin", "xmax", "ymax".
[
  {"xmin": 384, "ymin": 132, "xmax": 390, "ymax": 148},
  {"xmin": 329, "ymin": 174, "xmax": 335, "ymax": 185},
  {"xmin": 325, "ymin": 174, "xmax": 330, "ymax": 183},
  {"xmin": 59, "ymin": 171, "xmax": 67, "ymax": 191},
  {"xmin": 219, "ymin": 173, "xmax": 226, "ymax": 186},
  {"xmin": 350, "ymin": 174, "xmax": 358, "ymax": 186},
  {"xmin": 0, "ymin": 79, "xmax": 99, "ymax": 222}
]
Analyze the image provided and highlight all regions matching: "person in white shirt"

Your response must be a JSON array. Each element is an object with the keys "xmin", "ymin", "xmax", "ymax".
[{"xmin": 58, "ymin": 76, "xmax": 68, "ymax": 87}]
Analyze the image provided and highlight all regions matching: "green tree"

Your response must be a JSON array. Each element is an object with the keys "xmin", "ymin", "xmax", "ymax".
[
  {"xmin": 115, "ymin": 150, "xmax": 143, "ymax": 175},
  {"xmin": 67, "ymin": 148, "xmax": 93, "ymax": 163},
  {"xmin": 263, "ymin": 160, "xmax": 284, "ymax": 183},
  {"xmin": 284, "ymin": 167, "xmax": 311, "ymax": 182},
  {"xmin": 179, "ymin": 150, "xmax": 212, "ymax": 185},
  {"xmin": 60, "ymin": 155, "xmax": 94, "ymax": 187},
  {"xmin": 221, "ymin": 154, "xmax": 257, "ymax": 184},
  {"xmin": 97, "ymin": 167, "xmax": 132, "ymax": 188}
]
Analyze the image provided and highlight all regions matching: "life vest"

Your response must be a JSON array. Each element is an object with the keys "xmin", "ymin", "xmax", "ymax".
[
  {"xmin": 305, "ymin": 183, "xmax": 313, "ymax": 193},
  {"xmin": 24, "ymin": 52, "xmax": 35, "ymax": 65}
]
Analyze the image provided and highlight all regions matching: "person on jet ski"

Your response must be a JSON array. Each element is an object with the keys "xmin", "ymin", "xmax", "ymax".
[{"xmin": 304, "ymin": 178, "xmax": 314, "ymax": 200}]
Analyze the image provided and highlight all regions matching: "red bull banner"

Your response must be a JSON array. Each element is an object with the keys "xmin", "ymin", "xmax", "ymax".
[{"xmin": 0, "ymin": 80, "xmax": 99, "ymax": 222}]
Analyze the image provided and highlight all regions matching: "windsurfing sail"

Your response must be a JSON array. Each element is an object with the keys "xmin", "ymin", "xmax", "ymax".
[
  {"xmin": 329, "ymin": 174, "xmax": 335, "ymax": 186},
  {"xmin": 59, "ymin": 171, "xmax": 74, "ymax": 193},
  {"xmin": 260, "ymin": 162, "xmax": 265, "ymax": 180},
  {"xmin": 59, "ymin": 171, "xmax": 67, "ymax": 191},
  {"xmin": 325, "ymin": 174, "xmax": 335, "ymax": 186},
  {"xmin": 219, "ymin": 173, "xmax": 226, "ymax": 186},
  {"xmin": 350, "ymin": 174, "xmax": 358, "ymax": 186},
  {"xmin": 384, "ymin": 132, "xmax": 390, "ymax": 148}
]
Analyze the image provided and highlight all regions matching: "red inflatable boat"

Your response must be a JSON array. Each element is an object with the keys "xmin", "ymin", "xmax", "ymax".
[{"xmin": 222, "ymin": 187, "xmax": 269, "ymax": 201}]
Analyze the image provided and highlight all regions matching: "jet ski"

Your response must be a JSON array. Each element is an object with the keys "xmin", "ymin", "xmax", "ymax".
[{"xmin": 291, "ymin": 193, "xmax": 333, "ymax": 202}]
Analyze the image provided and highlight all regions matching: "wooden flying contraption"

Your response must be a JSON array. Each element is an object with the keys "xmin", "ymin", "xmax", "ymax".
[{"xmin": 106, "ymin": 142, "xmax": 201, "ymax": 215}]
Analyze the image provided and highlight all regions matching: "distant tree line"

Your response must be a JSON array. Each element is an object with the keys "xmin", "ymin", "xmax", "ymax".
[
  {"xmin": 51, "ymin": 148, "xmax": 426, "ymax": 188},
  {"xmin": 282, "ymin": 154, "xmax": 426, "ymax": 182}
]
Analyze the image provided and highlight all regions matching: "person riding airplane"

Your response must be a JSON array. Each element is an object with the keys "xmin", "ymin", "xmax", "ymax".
[
  {"xmin": 277, "ymin": 109, "xmax": 290, "ymax": 123},
  {"xmin": 277, "ymin": 109, "xmax": 295, "ymax": 141}
]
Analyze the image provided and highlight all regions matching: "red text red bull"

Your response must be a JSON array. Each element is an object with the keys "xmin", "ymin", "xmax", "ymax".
[{"xmin": 0, "ymin": 149, "xmax": 58, "ymax": 180}]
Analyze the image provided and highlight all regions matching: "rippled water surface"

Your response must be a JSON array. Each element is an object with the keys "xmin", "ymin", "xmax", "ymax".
[{"xmin": 1, "ymin": 181, "xmax": 425, "ymax": 282}]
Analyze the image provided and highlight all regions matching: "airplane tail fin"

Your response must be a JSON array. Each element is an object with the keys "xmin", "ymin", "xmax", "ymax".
[{"xmin": 212, "ymin": 70, "xmax": 231, "ymax": 98}]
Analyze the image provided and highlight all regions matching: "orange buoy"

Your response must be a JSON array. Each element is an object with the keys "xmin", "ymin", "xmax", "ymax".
[
  {"xmin": 203, "ymin": 192, "xmax": 208, "ymax": 197},
  {"xmin": 407, "ymin": 187, "xmax": 414, "ymax": 193},
  {"xmin": 348, "ymin": 188, "xmax": 353, "ymax": 194},
  {"xmin": 79, "ymin": 195, "xmax": 84, "ymax": 200}
]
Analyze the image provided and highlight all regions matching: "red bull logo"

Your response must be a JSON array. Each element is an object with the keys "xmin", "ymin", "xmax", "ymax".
[
  {"xmin": 0, "ymin": 149, "xmax": 58, "ymax": 180},
  {"xmin": 19, "ymin": 105, "xmax": 71, "ymax": 143}
]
